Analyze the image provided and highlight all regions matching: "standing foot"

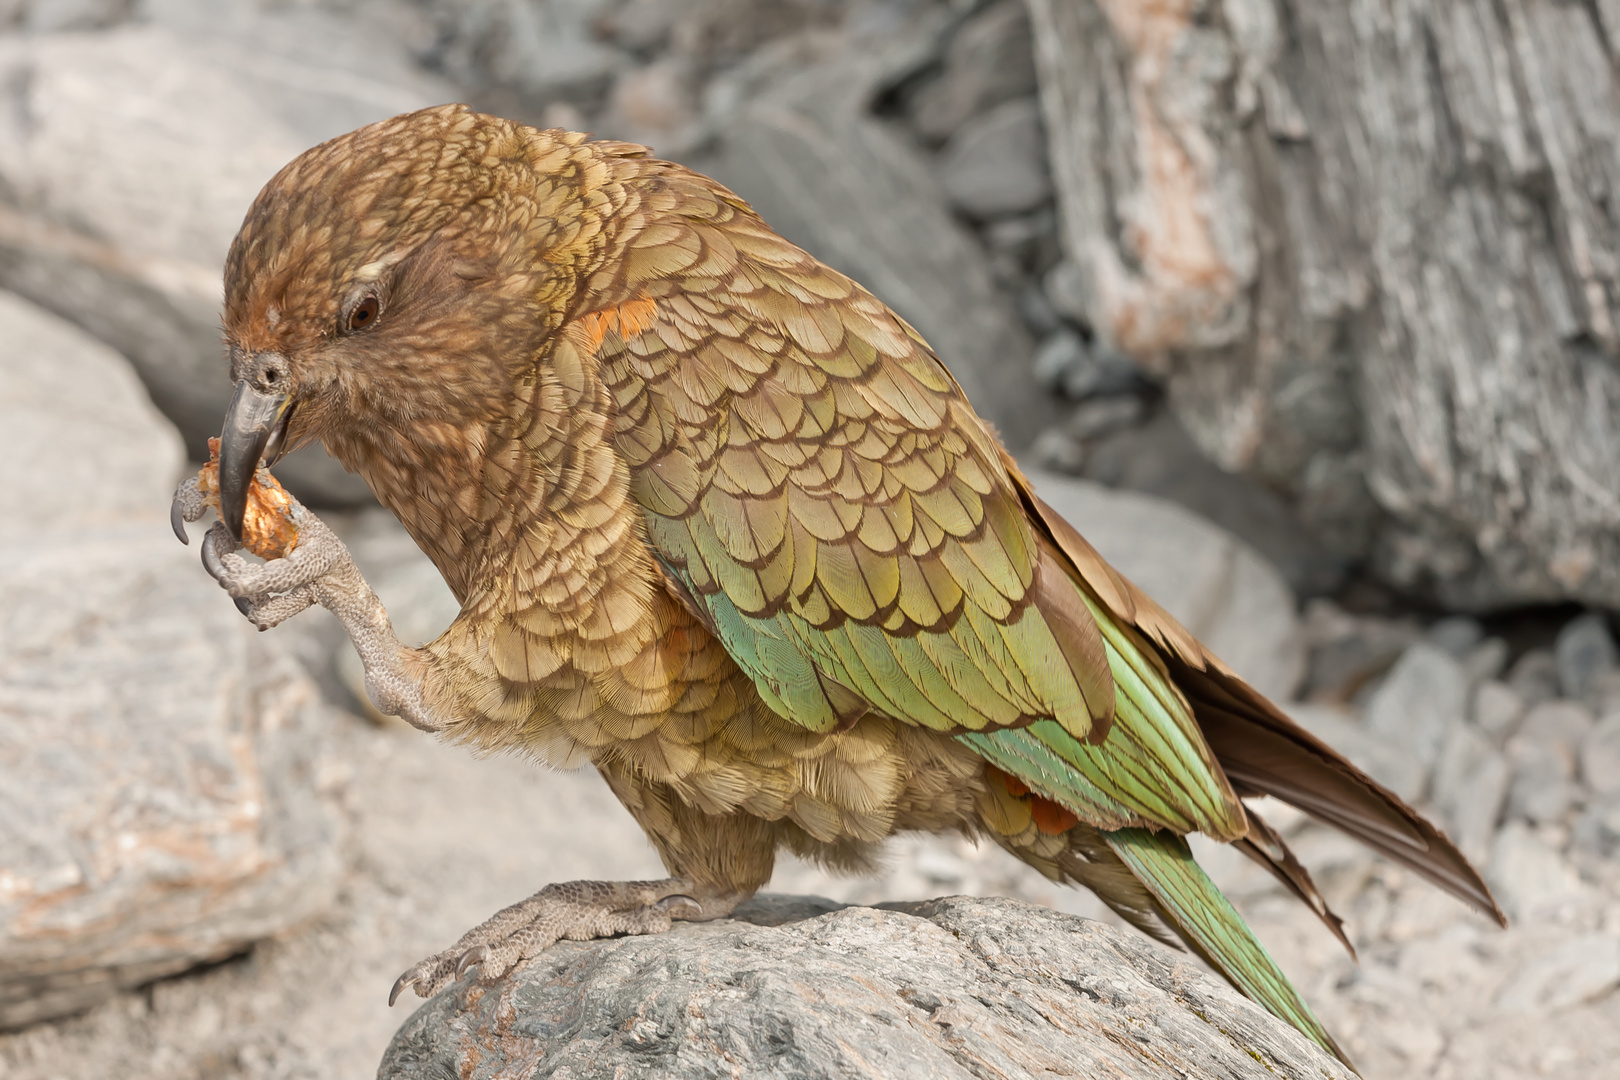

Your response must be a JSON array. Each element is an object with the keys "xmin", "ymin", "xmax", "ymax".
[{"xmin": 389, "ymin": 878, "xmax": 743, "ymax": 1004}]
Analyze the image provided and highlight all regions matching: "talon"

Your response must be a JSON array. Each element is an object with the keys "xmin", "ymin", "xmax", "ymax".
[
  {"xmin": 455, "ymin": 945, "xmax": 488, "ymax": 979},
  {"xmin": 234, "ymin": 596, "xmax": 255, "ymax": 619},
  {"xmin": 171, "ymin": 494, "xmax": 190, "ymax": 545},
  {"xmin": 653, "ymin": 894, "xmax": 702, "ymax": 917},
  {"xmin": 201, "ymin": 532, "xmax": 227, "ymax": 581},
  {"xmin": 388, "ymin": 971, "xmax": 415, "ymax": 1007}
]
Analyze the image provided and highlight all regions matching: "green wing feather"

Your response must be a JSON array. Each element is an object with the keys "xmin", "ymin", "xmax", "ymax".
[{"xmin": 1106, "ymin": 828, "xmax": 1351, "ymax": 1067}]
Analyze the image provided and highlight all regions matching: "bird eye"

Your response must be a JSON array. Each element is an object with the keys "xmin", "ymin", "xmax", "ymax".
[{"xmin": 346, "ymin": 295, "xmax": 381, "ymax": 332}]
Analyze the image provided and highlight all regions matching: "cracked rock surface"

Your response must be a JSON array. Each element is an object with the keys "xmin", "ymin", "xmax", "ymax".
[{"xmin": 380, "ymin": 895, "xmax": 1352, "ymax": 1080}]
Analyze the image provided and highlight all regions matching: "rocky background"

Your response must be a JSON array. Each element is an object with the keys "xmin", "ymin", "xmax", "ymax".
[{"xmin": 1, "ymin": 0, "xmax": 1618, "ymax": 1076}]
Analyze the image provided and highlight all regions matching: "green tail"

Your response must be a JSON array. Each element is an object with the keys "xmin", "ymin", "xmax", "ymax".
[{"xmin": 1106, "ymin": 827, "xmax": 1351, "ymax": 1068}]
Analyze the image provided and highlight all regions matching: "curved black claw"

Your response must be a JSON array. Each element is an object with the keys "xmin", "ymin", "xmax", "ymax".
[
  {"xmin": 234, "ymin": 596, "xmax": 255, "ymax": 619},
  {"xmin": 201, "ymin": 535, "xmax": 225, "ymax": 581},
  {"xmin": 388, "ymin": 973, "xmax": 415, "ymax": 1008},
  {"xmin": 652, "ymin": 894, "xmax": 702, "ymax": 917},
  {"xmin": 170, "ymin": 495, "xmax": 190, "ymax": 545},
  {"xmin": 455, "ymin": 945, "xmax": 489, "ymax": 979}
]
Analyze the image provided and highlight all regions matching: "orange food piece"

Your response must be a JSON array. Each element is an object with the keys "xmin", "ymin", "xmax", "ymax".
[{"xmin": 198, "ymin": 436, "xmax": 300, "ymax": 560}]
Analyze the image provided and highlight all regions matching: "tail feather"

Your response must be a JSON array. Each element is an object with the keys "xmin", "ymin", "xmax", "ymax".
[
  {"xmin": 1178, "ymin": 665, "xmax": 1507, "ymax": 926},
  {"xmin": 1106, "ymin": 827, "xmax": 1354, "ymax": 1070},
  {"xmin": 1233, "ymin": 807, "xmax": 1355, "ymax": 960}
]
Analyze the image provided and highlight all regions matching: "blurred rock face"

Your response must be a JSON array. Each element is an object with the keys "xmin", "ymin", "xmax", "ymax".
[
  {"xmin": 0, "ymin": 6, "xmax": 459, "ymax": 504},
  {"xmin": 0, "ymin": 290, "xmax": 347, "ymax": 1027},
  {"xmin": 1028, "ymin": 0, "xmax": 1620, "ymax": 611}
]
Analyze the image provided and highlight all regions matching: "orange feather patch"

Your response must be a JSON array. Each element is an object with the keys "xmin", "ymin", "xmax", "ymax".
[
  {"xmin": 986, "ymin": 765, "xmax": 1078, "ymax": 835},
  {"xmin": 575, "ymin": 297, "xmax": 660, "ymax": 352}
]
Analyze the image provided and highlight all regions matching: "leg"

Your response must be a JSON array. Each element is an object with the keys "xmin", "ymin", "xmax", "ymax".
[
  {"xmin": 387, "ymin": 878, "xmax": 741, "ymax": 1004},
  {"xmin": 172, "ymin": 476, "xmax": 447, "ymax": 733},
  {"xmin": 389, "ymin": 768, "xmax": 777, "ymax": 1003}
]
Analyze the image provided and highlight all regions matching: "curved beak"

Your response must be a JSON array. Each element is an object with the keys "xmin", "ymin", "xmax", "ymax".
[{"xmin": 218, "ymin": 380, "xmax": 293, "ymax": 542}]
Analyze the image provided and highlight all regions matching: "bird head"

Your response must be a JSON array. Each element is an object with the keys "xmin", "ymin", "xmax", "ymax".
[{"xmin": 208, "ymin": 104, "xmax": 599, "ymax": 541}]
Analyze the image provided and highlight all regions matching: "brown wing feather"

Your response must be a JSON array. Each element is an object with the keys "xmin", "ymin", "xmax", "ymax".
[
  {"xmin": 1233, "ymin": 808, "xmax": 1356, "ymax": 959},
  {"xmin": 1009, "ymin": 472, "xmax": 1506, "ymax": 927}
]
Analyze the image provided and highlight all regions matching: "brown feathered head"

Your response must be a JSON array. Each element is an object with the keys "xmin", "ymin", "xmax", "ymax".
[{"xmin": 210, "ymin": 104, "xmax": 615, "ymax": 539}]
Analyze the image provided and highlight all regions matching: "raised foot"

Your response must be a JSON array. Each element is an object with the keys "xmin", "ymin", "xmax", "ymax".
[{"xmin": 388, "ymin": 878, "xmax": 730, "ymax": 1005}]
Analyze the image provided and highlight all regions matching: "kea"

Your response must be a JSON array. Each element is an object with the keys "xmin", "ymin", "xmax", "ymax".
[{"xmin": 171, "ymin": 104, "xmax": 1501, "ymax": 1066}]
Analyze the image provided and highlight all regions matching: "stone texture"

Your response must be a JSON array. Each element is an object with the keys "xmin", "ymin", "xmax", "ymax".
[
  {"xmin": 0, "ymin": 289, "xmax": 184, "ymax": 540},
  {"xmin": 1581, "ymin": 713, "xmax": 1620, "ymax": 797},
  {"xmin": 1363, "ymin": 643, "xmax": 1469, "ymax": 786},
  {"xmin": 908, "ymin": 0, "xmax": 1036, "ymax": 143},
  {"xmin": 0, "ymin": 16, "xmax": 455, "ymax": 503},
  {"xmin": 0, "ymin": 278, "xmax": 347, "ymax": 1026},
  {"xmin": 1027, "ymin": 470, "xmax": 1304, "ymax": 701},
  {"xmin": 1032, "ymin": 327, "xmax": 1144, "ymax": 400},
  {"xmin": 1431, "ymin": 720, "xmax": 1510, "ymax": 864},
  {"xmin": 936, "ymin": 98, "xmax": 1051, "ymax": 219},
  {"xmin": 0, "ymin": 534, "xmax": 345, "ymax": 1028},
  {"xmin": 1069, "ymin": 409, "xmax": 1346, "ymax": 598},
  {"xmin": 1556, "ymin": 612, "xmax": 1619, "ymax": 702},
  {"xmin": 1507, "ymin": 648, "xmax": 1562, "ymax": 709},
  {"xmin": 1472, "ymin": 679, "xmax": 1526, "ymax": 740},
  {"xmin": 711, "ymin": 38, "xmax": 1059, "ymax": 444},
  {"xmin": 380, "ymin": 895, "xmax": 1352, "ymax": 1080},
  {"xmin": 1028, "ymin": 0, "xmax": 1620, "ymax": 610}
]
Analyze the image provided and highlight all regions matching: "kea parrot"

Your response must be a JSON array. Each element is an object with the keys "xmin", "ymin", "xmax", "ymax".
[{"xmin": 170, "ymin": 104, "xmax": 1502, "ymax": 1066}]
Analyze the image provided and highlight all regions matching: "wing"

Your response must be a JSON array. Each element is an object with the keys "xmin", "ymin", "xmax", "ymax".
[
  {"xmin": 567, "ymin": 162, "xmax": 1250, "ymax": 840},
  {"xmin": 1015, "ymin": 477, "xmax": 1506, "ymax": 924},
  {"xmin": 584, "ymin": 167, "xmax": 1111, "ymax": 737}
]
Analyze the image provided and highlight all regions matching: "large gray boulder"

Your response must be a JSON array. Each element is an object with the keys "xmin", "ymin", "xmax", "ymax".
[
  {"xmin": 380, "ymin": 895, "xmax": 1352, "ymax": 1079},
  {"xmin": 0, "ymin": 291, "xmax": 347, "ymax": 1027},
  {"xmin": 1029, "ymin": 0, "xmax": 1620, "ymax": 611},
  {"xmin": 0, "ymin": 289, "xmax": 184, "ymax": 539},
  {"xmin": 0, "ymin": 14, "xmax": 458, "ymax": 502}
]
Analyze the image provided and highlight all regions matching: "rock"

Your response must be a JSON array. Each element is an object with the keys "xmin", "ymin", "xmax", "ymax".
[
  {"xmin": 1506, "ymin": 648, "xmax": 1560, "ymax": 710},
  {"xmin": 0, "ymin": 529, "xmax": 346, "ymax": 1028},
  {"xmin": 1074, "ymin": 409, "xmax": 1346, "ymax": 598},
  {"xmin": 0, "ymin": 289, "xmax": 184, "ymax": 540},
  {"xmin": 1496, "ymin": 935, "xmax": 1620, "ymax": 1013},
  {"xmin": 1461, "ymin": 636, "xmax": 1509, "ymax": 687},
  {"xmin": 981, "ymin": 209, "xmax": 1063, "ymax": 280},
  {"xmin": 1571, "ymin": 797, "xmax": 1620, "ymax": 857},
  {"xmin": 1027, "ymin": 470, "xmax": 1304, "ymax": 701},
  {"xmin": 1555, "ymin": 612, "xmax": 1619, "ymax": 702},
  {"xmin": 909, "ymin": 0, "xmax": 1037, "ymax": 142},
  {"xmin": 1288, "ymin": 703, "xmax": 1428, "ymax": 804},
  {"xmin": 380, "ymin": 895, "xmax": 1353, "ymax": 1079},
  {"xmin": 1488, "ymin": 823, "xmax": 1583, "ymax": 920},
  {"xmin": 0, "ymin": 284, "xmax": 346, "ymax": 1026},
  {"xmin": 937, "ymin": 98, "xmax": 1051, "ymax": 219},
  {"xmin": 1430, "ymin": 721, "xmax": 1510, "ymax": 864},
  {"xmin": 1298, "ymin": 599, "xmax": 1421, "ymax": 702},
  {"xmin": 1063, "ymin": 395, "xmax": 1149, "ymax": 443},
  {"xmin": 1363, "ymin": 643, "xmax": 1469, "ymax": 785},
  {"xmin": 0, "ymin": 18, "xmax": 455, "ymax": 503},
  {"xmin": 1028, "ymin": 0, "xmax": 1620, "ymax": 611},
  {"xmin": 1033, "ymin": 329, "xmax": 1145, "ymax": 401},
  {"xmin": 1471, "ymin": 679, "xmax": 1526, "ymax": 741},
  {"xmin": 1428, "ymin": 615, "xmax": 1484, "ymax": 657},
  {"xmin": 711, "ymin": 43, "xmax": 1057, "ymax": 445},
  {"xmin": 405, "ymin": 0, "xmax": 627, "ymax": 104},
  {"xmin": 1581, "ymin": 713, "xmax": 1620, "ymax": 797},
  {"xmin": 1503, "ymin": 703, "xmax": 1592, "ymax": 827},
  {"xmin": 1515, "ymin": 700, "xmax": 1597, "ymax": 750}
]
